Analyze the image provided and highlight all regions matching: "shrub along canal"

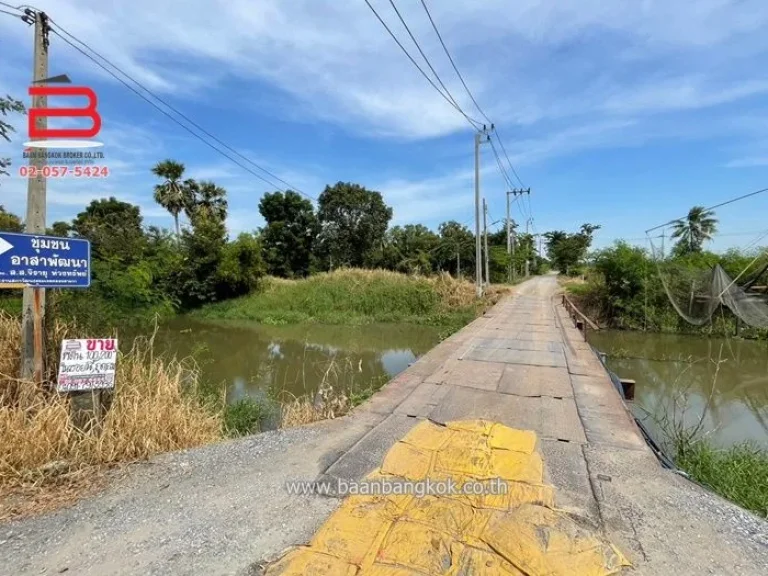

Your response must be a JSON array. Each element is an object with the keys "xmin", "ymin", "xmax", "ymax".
[{"xmin": 588, "ymin": 330, "xmax": 768, "ymax": 449}]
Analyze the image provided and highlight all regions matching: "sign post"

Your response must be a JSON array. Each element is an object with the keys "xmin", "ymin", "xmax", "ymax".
[
  {"xmin": 1, "ymin": 231, "xmax": 91, "ymax": 385},
  {"xmin": 0, "ymin": 232, "xmax": 91, "ymax": 289},
  {"xmin": 57, "ymin": 338, "xmax": 118, "ymax": 428}
]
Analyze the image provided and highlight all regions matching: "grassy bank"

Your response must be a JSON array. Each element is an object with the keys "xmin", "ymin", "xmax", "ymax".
[
  {"xmin": 196, "ymin": 269, "xmax": 510, "ymax": 331},
  {"xmin": 0, "ymin": 313, "xmax": 224, "ymax": 519},
  {"xmin": 675, "ymin": 440, "xmax": 768, "ymax": 517}
]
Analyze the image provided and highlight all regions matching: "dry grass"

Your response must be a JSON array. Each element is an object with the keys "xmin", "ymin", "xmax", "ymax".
[{"xmin": 0, "ymin": 313, "xmax": 223, "ymax": 520}]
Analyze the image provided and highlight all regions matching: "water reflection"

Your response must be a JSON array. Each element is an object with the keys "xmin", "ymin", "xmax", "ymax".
[
  {"xmin": 589, "ymin": 331, "xmax": 768, "ymax": 449},
  {"xmin": 151, "ymin": 318, "xmax": 441, "ymax": 403}
]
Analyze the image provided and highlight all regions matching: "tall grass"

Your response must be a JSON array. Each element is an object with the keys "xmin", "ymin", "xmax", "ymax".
[
  {"xmin": 195, "ymin": 268, "xmax": 506, "ymax": 328},
  {"xmin": 0, "ymin": 313, "xmax": 222, "ymax": 504},
  {"xmin": 676, "ymin": 440, "xmax": 768, "ymax": 517}
]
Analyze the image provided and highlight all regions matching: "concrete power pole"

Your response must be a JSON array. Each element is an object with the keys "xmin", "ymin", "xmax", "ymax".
[
  {"xmin": 483, "ymin": 198, "xmax": 489, "ymax": 286},
  {"xmin": 474, "ymin": 127, "xmax": 491, "ymax": 297},
  {"xmin": 525, "ymin": 218, "xmax": 530, "ymax": 278},
  {"xmin": 506, "ymin": 191, "xmax": 512, "ymax": 283},
  {"xmin": 21, "ymin": 11, "xmax": 50, "ymax": 382}
]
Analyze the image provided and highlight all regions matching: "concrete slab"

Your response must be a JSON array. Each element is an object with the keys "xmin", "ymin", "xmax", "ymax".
[
  {"xmin": 424, "ymin": 358, "xmax": 503, "ymax": 390},
  {"xmin": 539, "ymin": 439, "xmax": 599, "ymax": 523},
  {"xmin": 498, "ymin": 364, "xmax": 573, "ymax": 398},
  {"xmin": 463, "ymin": 347, "xmax": 567, "ymax": 368},
  {"xmin": 355, "ymin": 373, "xmax": 424, "ymax": 416},
  {"xmin": 583, "ymin": 444, "xmax": 768, "ymax": 575},
  {"xmin": 570, "ymin": 375, "xmax": 646, "ymax": 450},
  {"xmin": 394, "ymin": 382, "xmax": 448, "ymax": 417},
  {"xmin": 429, "ymin": 386, "xmax": 586, "ymax": 443},
  {"xmin": 471, "ymin": 337, "xmax": 562, "ymax": 353},
  {"xmin": 323, "ymin": 414, "xmax": 420, "ymax": 484}
]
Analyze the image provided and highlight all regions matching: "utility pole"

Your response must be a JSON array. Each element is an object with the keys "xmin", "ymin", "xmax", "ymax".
[
  {"xmin": 525, "ymin": 218, "xmax": 530, "ymax": 277},
  {"xmin": 508, "ymin": 188, "xmax": 530, "ymax": 282},
  {"xmin": 21, "ymin": 10, "xmax": 50, "ymax": 383},
  {"xmin": 660, "ymin": 230, "xmax": 665, "ymax": 259},
  {"xmin": 483, "ymin": 198, "xmax": 489, "ymax": 286},
  {"xmin": 505, "ymin": 191, "xmax": 512, "ymax": 283},
  {"xmin": 456, "ymin": 248, "xmax": 460, "ymax": 279},
  {"xmin": 474, "ymin": 126, "xmax": 491, "ymax": 297}
]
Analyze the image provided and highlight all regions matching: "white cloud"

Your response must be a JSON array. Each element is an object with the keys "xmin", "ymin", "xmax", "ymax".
[{"xmin": 4, "ymin": 1, "xmax": 767, "ymax": 141}]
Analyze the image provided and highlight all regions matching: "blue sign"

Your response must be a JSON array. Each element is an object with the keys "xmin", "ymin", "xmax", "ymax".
[{"xmin": 0, "ymin": 232, "xmax": 91, "ymax": 288}]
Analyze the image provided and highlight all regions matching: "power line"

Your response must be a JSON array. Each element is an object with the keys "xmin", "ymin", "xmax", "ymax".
[
  {"xmin": 494, "ymin": 131, "xmax": 524, "ymax": 188},
  {"xmin": 646, "ymin": 186, "xmax": 768, "ymax": 233},
  {"xmin": 417, "ymin": 0, "xmax": 527, "ymax": 189},
  {"xmin": 489, "ymin": 138, "xmax": 514, "ymax": 189},
  {"xmin": 362, "ymin": 0, "xmax": 481, "ymax": 130},
  {"xmin": 385, "ymin": 0, "xmax": 468, "ymax": 120},
  {"xmin": 0, "ymin": 7, "xmax": 22, "ymax": 17},
  {"xmin": 418, "ymin": 0, "xmax": 490, "ymax": 125},
  {"xmin": 45, "ymin": 17, "xmax": 315, "ymax": 200}
]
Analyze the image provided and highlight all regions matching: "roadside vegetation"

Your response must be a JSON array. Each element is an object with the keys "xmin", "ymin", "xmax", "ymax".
[
  {"xmin": 196, "ymin": 268, "xmax": 510, "ymax": 330},
  {"xmin": 0, "ymin": 311, "xmax": 393, "ymax": 519},
  {"xmin": 555, "ymin": 206, "xmax": 768, "ymax": 338},
  {"xmin": 676, "ymin": 440, "xmax": 768, "ymax": 517}
]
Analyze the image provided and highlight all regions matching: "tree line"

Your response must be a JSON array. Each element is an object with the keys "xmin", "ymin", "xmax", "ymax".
[{"xmin": 0, "ymin": 158, "xmax": 555, "ymax": 323}]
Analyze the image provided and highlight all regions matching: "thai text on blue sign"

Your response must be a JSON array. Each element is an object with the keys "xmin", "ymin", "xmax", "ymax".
[{"xmin": 0, "ymin": 232, "xmax": 91, "ymax": 288}]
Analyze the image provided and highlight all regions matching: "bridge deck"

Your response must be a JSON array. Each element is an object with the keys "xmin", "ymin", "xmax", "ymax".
[{"xmin": 2, "ymin": 276, "xmax": 766, "ymax": 575}]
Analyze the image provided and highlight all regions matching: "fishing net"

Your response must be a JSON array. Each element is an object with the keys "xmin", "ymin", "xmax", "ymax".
[{"xmin": 648, "ymin": 231, "xmax": 768, "ymax": 328}]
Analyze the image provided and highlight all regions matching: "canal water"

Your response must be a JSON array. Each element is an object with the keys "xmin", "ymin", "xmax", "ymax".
[
  {"xmin": 151, "ymin": 318, "xmax": 442, "ymax": 404},
  {"xmin": 588, "ymin": 330, "xmax": 768, "ymax": 449}
]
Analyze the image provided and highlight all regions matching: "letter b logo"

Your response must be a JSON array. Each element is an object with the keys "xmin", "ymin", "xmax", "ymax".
[{"xmin": 28, "ymin": 86, "xmax": 101, "ymax": 139}]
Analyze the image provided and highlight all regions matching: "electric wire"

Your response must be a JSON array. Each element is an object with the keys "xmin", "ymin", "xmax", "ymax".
[
  {"xmin": 0, "ymin": 7, "xmax": 22, "ymax": 17},
  {"xmin": 494, "ymin": 131, "xmax": 525, "ymax": 188},
  {"xmin": 46, "ymin": 17, "xmax": 315, "ymax": 200},
  {"xmin": 385, "ymin": 0, "xmax": 469, "ymax": 120},
  {"xmin": 418, "ymin": 0, "xmax": 490, "ymax": 125},
  {"xmin": 646, "ymin": 187, "xmax": 768, "ymax": 233},
  {"xmin": 362, "ymin": 0, "xmax": 481, "ymax": 130}
]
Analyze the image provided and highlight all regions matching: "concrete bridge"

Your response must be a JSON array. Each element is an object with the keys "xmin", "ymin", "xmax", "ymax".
[{"xmin": 2, "ymin": 276, "xmax": 766, "ymax": 575}]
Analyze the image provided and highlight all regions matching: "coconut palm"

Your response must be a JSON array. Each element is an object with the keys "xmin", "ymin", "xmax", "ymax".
[
  {"xmin": 671, "ymin": 206, "xmax": 718, "ymax": 253},
  {"xmin": 151, "ymin": 159, "xmax": 191, "ymax": 235},
  {"xmin": 185, "ymin": 180, "xmax": 228, "ymax": 223}
]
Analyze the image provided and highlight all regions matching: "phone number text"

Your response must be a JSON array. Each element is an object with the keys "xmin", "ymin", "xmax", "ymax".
[{"xmin": 19, "ymin": 165, "xmax": 110, "ymax": 178}]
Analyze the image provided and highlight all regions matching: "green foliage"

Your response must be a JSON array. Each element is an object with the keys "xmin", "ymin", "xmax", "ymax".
[
  {"xmin": 592, "ymin": 242, "xmax": 649, "ymax": 329},
  {"xmin": 196, "ymin": 269, "xmax": 480, "ymax": 327},
  {"xmin": 72, "ymin": 197, "xmax": 145, "ymax": 261},
  {"xmin": 379, "ymin": 224, "xmax": 440, "ymax": 274},
  {"xmin": 186, "ymin": 180, "xmax": 228, "ymax": 223},
  {"xmin": 545, "ymin": 224, "xmax": 600, "ymax": 273},
  {"xmin": 216, "ymin": 232, "xmax": 265, "ymax": 299},
  {"xmin": 489, "ymin": 245, "xmax": 511, "ymax": 283},
  {"xmin": 224, "ymin": 398, "xmax": 272, "ymax": 437},
  {"xmin": 317, "ymin": 182, "xmax": 393, "ymax": 268},
  {"xmin": 671, "ymin": 206, "xmax": 718, "ymax": 255},
  {"xmin": 0, "ymin": 205, "xmax": 23, "ymax": 232},
  {"xmin": 435, "ymin": 220, "xmax": 475, "ymax": 278},
  {"xmin": 571, "ymin": 237, "xmax": 768, "ymax": 336},
  {"xmin": 151, "ymin": 159, "xmax": 192, "ymax": 235},
  {"xmin": 675, "ymin": 440, "xmax": 768, "ymax": 517},
  {"xmin": 175, "ymin": 215, "xmax": 229, "ymax": 308},
  {"xmin": 0, "ymin": 95, "xmax": 25, "ymax": 181},
  {"xmin": 259, "ymin": 190, "xmax": 318, "ymax": 278}
]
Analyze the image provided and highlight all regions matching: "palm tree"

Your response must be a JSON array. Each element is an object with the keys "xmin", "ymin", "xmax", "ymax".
[
  {"xmin": 671, "ymin": 206, "xmax": 718, "ymax": 253},
  {"xmin": 185, "ymin": 180, "xmax": 228, "ymax": 223},
  {"xmin": 151, "ymin": 159, "xmax": 191, "ymax": 235}
]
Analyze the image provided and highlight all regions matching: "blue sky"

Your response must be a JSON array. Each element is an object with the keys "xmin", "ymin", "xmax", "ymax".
[{"xmin": 2, "ymin": 0, "xmax": 768, "ymax": 252}]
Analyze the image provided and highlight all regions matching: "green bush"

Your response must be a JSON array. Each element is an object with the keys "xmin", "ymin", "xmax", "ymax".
[
  {"xmin": 224, "ymin": 398, "xmax": 272, "ymax": 437},
  {"xmin": 676, "ymin": 440, "xmax": 768, "ymax": 517}
]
